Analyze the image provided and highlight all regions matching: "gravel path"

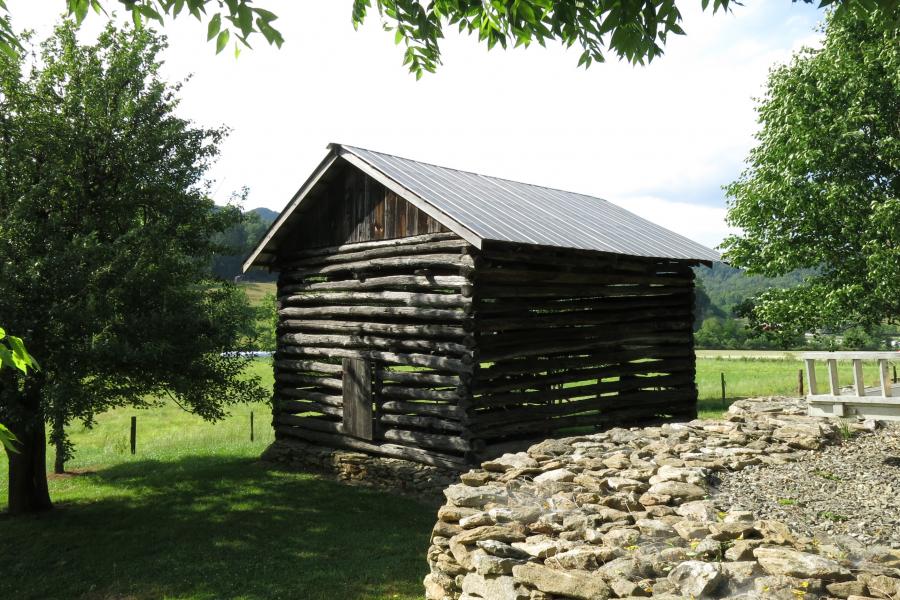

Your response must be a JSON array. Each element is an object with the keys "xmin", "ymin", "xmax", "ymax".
[{"xmin": 712, "ymin": 421, "xmax": 900, "ymax": 548}]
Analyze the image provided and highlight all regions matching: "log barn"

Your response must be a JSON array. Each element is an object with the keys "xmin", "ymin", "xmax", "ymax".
[{"xmin": 244, "ymin": 144, "xmax": 721, "ymax": 470}]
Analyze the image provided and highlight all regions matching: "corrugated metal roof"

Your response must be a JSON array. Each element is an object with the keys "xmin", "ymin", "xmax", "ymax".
[
  {"xmin": 339, "ymin": 144, "xmax": 721, "ymax": 262},
  {"xmin": 243, "ymin": 143, "xmax": 721, "ymax": 271}
]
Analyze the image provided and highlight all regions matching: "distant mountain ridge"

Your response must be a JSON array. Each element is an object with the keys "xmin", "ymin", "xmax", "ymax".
[
  {"xmin": 695, "ymin": 263, "xmax": 811, "ymax": 316},
  {"xmin": 248, "ymin": 207, "xmax": 278, "ymax": 224},
  {"xmin": 211, "ymin": 207, "xmax": 278, "ymax": 282}
]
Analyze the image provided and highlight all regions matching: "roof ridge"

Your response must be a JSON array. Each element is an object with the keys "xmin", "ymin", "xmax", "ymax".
[{"xmin": 337, "ymin": 143, "xmax": 612, "ymax": 205}]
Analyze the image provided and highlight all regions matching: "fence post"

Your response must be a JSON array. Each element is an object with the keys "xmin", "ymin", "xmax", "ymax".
[
  {"xmin": 720, "ymin": 372, "xmax": 726, "ymax": 408},
  {"xmin": 798, "ymin": 369, "xmax": 804, "ymax": 396},
  {"xmin": 130, "ymin": 416, "xmax": 136, "ymax": 455},
  {"xmin": 250, "ymin": 411, "xmax": 255, "ymax": 442}
]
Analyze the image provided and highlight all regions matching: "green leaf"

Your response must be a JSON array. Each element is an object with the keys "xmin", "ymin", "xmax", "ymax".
[
  {"xmin": 254, "ymin": 8, "xmax": 278, "ymax": 23},
  {"xmin": 207, "ymin": 13, "xmax": 222, "ymax": 41},
  {"xmin": 216, "ymin": 29, "xmax": 230, "ymax": 54},
  {"xmin": 0, "ymin": 346, "xmax": 13, "ymax": 371},
  {"xmin": 0, "ymin": 424, "xmax": 19, "ymax": 454},
  {"xmin": 237, "ymin": 5, "xmax": 253, "ymax": 36},
  {"xmin": 138, "ymin": 4, "xmax": 164, "ymax": 23},
  {"xmin": 71, "ymin": 0, "xmax": 89, "ymax": 24}
]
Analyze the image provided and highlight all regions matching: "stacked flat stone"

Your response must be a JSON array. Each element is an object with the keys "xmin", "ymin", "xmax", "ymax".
[{"xmin": 425, "ymin": 398, "xmax": 900, "ymax": 600}]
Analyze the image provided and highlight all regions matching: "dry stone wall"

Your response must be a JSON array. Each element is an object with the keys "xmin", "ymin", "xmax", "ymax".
[{"xmin": 425, "ymin": 398, "xmax": 900, "ymax": 600}]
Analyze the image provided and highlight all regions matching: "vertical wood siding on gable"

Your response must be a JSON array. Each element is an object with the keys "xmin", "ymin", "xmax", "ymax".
[{"xmin": 285, "ymin": 167, "xmax": 448, "ymax": 252}]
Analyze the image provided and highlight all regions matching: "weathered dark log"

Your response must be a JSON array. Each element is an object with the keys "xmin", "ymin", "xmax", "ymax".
[
  {"xmin": 376, "ymin": 369, "xmax": 464, "ymax": 387},
  {"xmin": 280, "ymin": 274, "xmax": 469, "ymax": 295},
  {"xmin": 277, "ymin": 399, "xmax": 343, "ymax": 418},
  {"xmin": 281, "ymin": 319, "xmax": 471, "ymax": 340},
  {"xmin": 281, "ymin": 231, "xmax": 461, "ymax": 260},
  {"xmin": 280, "ymin": 345, "xmax": 473, "ymax": 373},
  {"xmin": 477, "ymin": 306, "xmax": 692, "ymax": 332},
  {"xmin": 381, "ymin": 428, "xmax": 472, "ymax": 453},
  {"xmin": 285, "ymin": 238, "xmax": 468, "ymax": 268},
  {"xmin": 275, "ymin": 372, "xmax": 343, "ymax": 391},
  {"xmin": 471, "ymin": 372, "xmax": 696, "ymax": 413},
  {"xmin": 275, "ymin": 359, "xmax": 343, "ymax": 375},
  {"xmin": 478, "ymin": 284, "xmax": 688, "ymax": 299},
  {"xmin": 279, "ymin": 305, "xmax": 470, "ymax": 323},
  {"xmin": 479, "ymin": 321, "xmax": 693, "ymax": 354},
  {"xmin": 378, "ymin": 413, "xmax": 464, "ymax": 433},
  {"xmin": 601, "ymin": 402, "xmax": 698, "ymax": 424},
  {"xmin": 277, "ymin": 388, "xmax": 343, "ymax": 406},
  {"xmin": 476, "ymin": 346, "xmax": 692, "ymax": 380},
  {"xmin": 469, "ymin": 389, "xmax": 697, "ymax": 438},
  {"xmin": 379, "ymin": 384, "xmax": 463, "ymax": 402},
  {"xmin": 282, "ymin": 253, "xmax": 476, "ymax": 280},
  {"xmin": 479, "ymin": 242, "xmax": 698, "ymax": 273},
  {"xmin": 471, "ymin": 412, "xmax": 607, "ymax": 439},
  {"xmin": 475, "ymin": 291, "xmax": 691, "ymax": 315},
  {"xmin": 280, "ymin": 291, "xmax": 471, "ymax": 309},
  {"xmin": 276, "ymin": 414, "xmax": 344, "ymax": 434},
  {"xmin": 279, "ymin": 333, "xmax": 471, "ymax": 356},
  {"xmin": 473, "ymin": 357, "xmax": 695, "ymax": 395},
  {"xmin": 275, "ymin": 426, "xmax": 467, "ymax": 469},
  {"xmin": 380, "ymin": 400, "xmax": 467, "ymax": 419},
  {"xmin": 478, "ymin": 331, "xmax": 693, "ymax": 363},
  {"xmin": 476, "ymin": 267, "xmax": 692, "ymax": 286}
]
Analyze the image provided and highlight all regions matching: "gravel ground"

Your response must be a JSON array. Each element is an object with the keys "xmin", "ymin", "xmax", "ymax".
[{"xmin": 712, "ymin": 421, "xmax": 900, "ymax": 548}]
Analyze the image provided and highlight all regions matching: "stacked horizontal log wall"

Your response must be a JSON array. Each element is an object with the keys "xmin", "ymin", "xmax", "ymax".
[
  {"xmin": 272, "ymin": 232, "xmax": 476, "ymax": 470},
  {"xmin": 469, "ymin": 241, "xmax": 698, "ymax": 459}
]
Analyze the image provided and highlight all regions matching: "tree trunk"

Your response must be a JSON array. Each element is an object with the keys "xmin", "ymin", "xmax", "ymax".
[
  {"xmin": 5, "ymin": 378, "xmax": 52, "ymax": 515},
  {"xmin": 54, "ymin": 438, "xmax": 65, "ymax": 475}
]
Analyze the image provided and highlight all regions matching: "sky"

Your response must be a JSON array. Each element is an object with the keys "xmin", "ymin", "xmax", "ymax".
[{"xmin": 7, "ymin": 1, "xmax": 825, "ymax": 249}]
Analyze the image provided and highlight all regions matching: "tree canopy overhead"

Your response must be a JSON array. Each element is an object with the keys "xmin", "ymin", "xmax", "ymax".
[
  {"xmin": 0, "ymin": 1, "xmax": 895, "ymax": 76},
  {"xmin": 0, "ymin": 20, "xmax": 265, "ymax": 514},
  {"xmin": 721, "ymin": 9, "xmax": 899, "ymax": 340}
]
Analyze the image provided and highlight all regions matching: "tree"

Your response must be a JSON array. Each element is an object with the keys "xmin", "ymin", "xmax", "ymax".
[
  {"xmin": 721, "ymin": 9, "xmax": 899, "ymax": 340},
  {"xmin": 0, "ymin": 1, "xmax": 894, "ymax": 77},
  {"xmin": 0, "ymin": 21, "xmax": 266, "ymax": 514}
]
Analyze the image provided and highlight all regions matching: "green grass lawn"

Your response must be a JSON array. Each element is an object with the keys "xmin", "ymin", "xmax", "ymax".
[
  {"xmin": 0, "ymin": 359, "xmax": 435, "ymax": 600},
  {"xmin": 2, "ymin": 354, "xmax": 896, "ymax": 599}
]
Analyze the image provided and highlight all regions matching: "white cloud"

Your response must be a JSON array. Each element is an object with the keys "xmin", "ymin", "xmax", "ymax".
[{"xmin": 4, "ymin": 0, "xmax": 823, "ymax": 248}]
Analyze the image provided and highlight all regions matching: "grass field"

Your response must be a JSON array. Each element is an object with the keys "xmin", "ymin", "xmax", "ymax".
[
  {"xmin": 238, "ymin": 281, "xmax": 276, "ymax": 306},
  {"xmin": 695, "ymin": 354, "xmax": 892, "ymax": 417},
  {"xmin": 0, "ymin": 360, "xmax": 435, "ymax": 600},
  {"xmin": 2, "ymin": 354, "xmax": 896, "ymax": 599}
]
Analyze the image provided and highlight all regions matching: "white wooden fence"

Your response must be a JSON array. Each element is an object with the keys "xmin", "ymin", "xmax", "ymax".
[{"xmin": 802, "ymin": 352, "xmax": 898, "ymax": 420}]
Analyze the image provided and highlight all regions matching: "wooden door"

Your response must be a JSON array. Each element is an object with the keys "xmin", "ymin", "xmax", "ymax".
[{"xmin": 342, "ymin": 356, "xmax": 374, "ymax": 440}]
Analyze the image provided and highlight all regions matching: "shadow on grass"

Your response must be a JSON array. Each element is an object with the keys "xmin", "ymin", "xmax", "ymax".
[
  {"xmin": 698, "ymin": 396, "xmax": 739, "ymax": 416},
  {"xmin": 1, "ymin": 456, "xmax": 435, "ymax": 600}
]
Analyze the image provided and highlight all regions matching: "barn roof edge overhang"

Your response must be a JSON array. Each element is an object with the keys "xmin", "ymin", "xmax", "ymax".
[{"xmin": 242, "ymin": 142, "xmax": 723, "ymax": 273}]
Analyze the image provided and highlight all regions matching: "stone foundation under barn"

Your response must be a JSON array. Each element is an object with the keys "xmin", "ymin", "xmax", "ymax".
[{"xmin": 261, "ymin": 438, "xmax": 460, "ymax": 504}]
